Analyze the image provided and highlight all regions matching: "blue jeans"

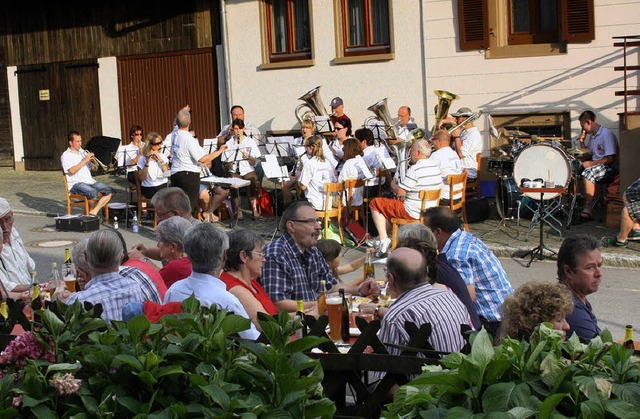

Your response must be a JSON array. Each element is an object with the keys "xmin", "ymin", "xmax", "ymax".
[{"xmin": 70, "ymin": 182, "xmax": 115, "ymax": 200}]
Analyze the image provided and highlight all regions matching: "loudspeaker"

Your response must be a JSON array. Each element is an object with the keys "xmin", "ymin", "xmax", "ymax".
[{"xmin": 465, "ymin": 197, "xmax": 490, "ymax": 223}]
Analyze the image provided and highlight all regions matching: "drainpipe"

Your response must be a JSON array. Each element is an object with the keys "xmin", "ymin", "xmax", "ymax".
[
  {"xmin": 420, "ymin": 0, "xmax": 430, "ymax": 131},
  {"xmin": 220, "ymin": 0, "xmax": 233, "ymax": 124}
]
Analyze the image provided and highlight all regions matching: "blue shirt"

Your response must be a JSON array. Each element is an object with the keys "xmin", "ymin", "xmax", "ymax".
[
  {"xmin": 437, "ymin": 253, "xmax": 481, "ymax": 330},
  {"xmin": 566, "ymin": 294, "xmax": 601, "ymax": 342},
  {"xmin": 66, "ymin": 271, "xmax": 146, "ymax": 323},
  {"xmin": 442, "ymin": 229, "xmax": 513, "ymax": 322},
  {"xmin": 163, "ymin": 272, "xmax": 260, "ymax": 340},
  {"xmin": 261, "ymin": 232, "xmax": 337, "ymax": 302}
]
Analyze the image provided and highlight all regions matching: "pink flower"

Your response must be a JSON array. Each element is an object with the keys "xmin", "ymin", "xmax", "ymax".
[
  {"xmin": 12, "ymin": 395, "xmax": 23, "ymax": 408},
  {"xmin": 0, "ymin": 332, "xmax": 55, "ymax": 368},
  {"xmin": 49, "ymin": 373, "xmax": 81, "ymax": 396}
]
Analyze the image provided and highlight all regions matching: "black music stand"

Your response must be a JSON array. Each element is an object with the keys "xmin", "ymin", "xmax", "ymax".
[
  {"xmin": 222, "ymin": 146, "xmax": 251, "ymax": 224},
  {"xmin": 520, "ymin": 187, "xmax": 566, "ymax": 267},
  {"xmin": 262, "ymin": 151, "xmax": 289, "ymax": 241}
]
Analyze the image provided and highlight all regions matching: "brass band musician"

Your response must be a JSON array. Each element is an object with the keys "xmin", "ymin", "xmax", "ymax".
[
  {"xmin": 448, "ymin": 107, "xmax": 482, "ymax": 181},
  {"xmin": 369, "ymin": 139, "xmax": 442, "ymax": 257}
]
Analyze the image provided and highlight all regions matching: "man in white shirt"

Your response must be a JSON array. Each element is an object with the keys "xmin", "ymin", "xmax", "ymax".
[
  {"xmin": 450, "ymin": 107, "xmax": 482, "ymax": 180},
  {"xmin": 61, "ymin": 131, "xmax": 115, "ymax": 216},
  {"xmin": 390, "ymin": 105, "xmax": 417, "ymax": 143},
  {"xmin": 369, "ymin": 139, "xmax": 442, "ymax": 257},
  {"xmin": 429, "ymin": 129, "xmax": 463, "ymax": 203}
]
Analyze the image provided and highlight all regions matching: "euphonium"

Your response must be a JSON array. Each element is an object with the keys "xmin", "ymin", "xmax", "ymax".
[
  {"xmin": 295, "ymin": 86, "xmax": 330, "ymax": 123},
  {"xmin": 432, "ymin": 90, "xmax": 459, "ymax": 135}
]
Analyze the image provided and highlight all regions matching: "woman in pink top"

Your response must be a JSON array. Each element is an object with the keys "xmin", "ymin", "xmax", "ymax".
[
  {"xmin": 155, "ymin": 217, "xmax": 193, "ymax": 288},
  {"xmin": 220, "ymin": 229, "xmax": 277, "ymax": 330}
]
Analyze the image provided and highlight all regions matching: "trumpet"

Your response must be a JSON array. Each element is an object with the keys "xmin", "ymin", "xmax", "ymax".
[{"xmin": 82, "ymin": 150, "xmax": 109, "ymax": 171}]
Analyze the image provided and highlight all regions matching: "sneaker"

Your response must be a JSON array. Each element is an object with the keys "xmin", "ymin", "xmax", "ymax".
[
  {"xmin": 601, "ymin": 236, "xmax": 628, "ymax": 248},
  {"xmin": 365, "ymin": 236, "xmax": 380, "ymax": 248},
  {"xmin": 375, "ymin": 238, "xmax": 392, "ymax": 258},
  {"xmin": 628, "ymin": 230, "xmax": 640, "ymax": 241}
]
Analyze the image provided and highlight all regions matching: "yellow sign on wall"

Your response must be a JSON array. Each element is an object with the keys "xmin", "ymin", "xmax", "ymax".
[{"xmin": 39, "ymin": 90, "xmax": 50, "ymax": 101}]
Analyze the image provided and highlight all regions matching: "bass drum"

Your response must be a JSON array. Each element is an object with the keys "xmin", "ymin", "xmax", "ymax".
[
  {"xmin": 513, "ymin": 143, "xmax": 571, "ymax": 200},
  {"xmin": 495, "ymin": 177, "xmax": 522, "ymax": 219}
]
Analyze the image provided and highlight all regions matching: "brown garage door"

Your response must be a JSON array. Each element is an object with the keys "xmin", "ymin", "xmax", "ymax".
[
  {"xmin": 17, "ymin": 60, "xmax": 102, "ymax": 171},
  {"xmin": 118, "ymin": 48, "xmax": 220, "ymax": 145}
]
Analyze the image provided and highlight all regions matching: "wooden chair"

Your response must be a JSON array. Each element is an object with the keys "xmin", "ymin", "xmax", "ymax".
[
  {"xmin": 466, "ymin": 153, "xmax": 482, "ymax": 197},
  {"xmin": 317, "ymin": 182, "xmax": 344, "ymax": 244},
  {"xmin": 344, "ymin": 178, "xmax": 365, "ymax": 222},
  {"xmin": 390, "ymin": 188, "xmax": 441, "ymax": 249},
  {"xmin": 62, "ymin": 173, "xmax": 108, "ymax": 219},
  {"xmin": 447, "ymin": 171, "xmax": 469, "ymax": 232},
  {"xmin": 134, "ymin": 171, "xmax": 157, "ymax": 228}
]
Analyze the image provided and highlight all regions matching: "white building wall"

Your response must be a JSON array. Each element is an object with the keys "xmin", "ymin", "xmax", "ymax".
[
  {"xmin": 223, "ymin": 0, "xmax": 429, "ymax": 134},
  {"xmin": 97, "ymin": 57, "xmax": 121, "ymax": 139},
  {"xmin": 7, "ymin": 66, "xmax": 24, "ymax": 170},
  {"xmin": 423, "ymin": 0, "xmax": 640, "ymax": 146}
]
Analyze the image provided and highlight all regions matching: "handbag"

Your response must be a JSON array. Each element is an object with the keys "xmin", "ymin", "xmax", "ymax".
[{"xmin": 257, "ymin": 188, "xmax": 274, "ymax": 217}]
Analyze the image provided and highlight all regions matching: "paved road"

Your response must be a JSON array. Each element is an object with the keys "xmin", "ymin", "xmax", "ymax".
[{"xmin": 11, "ymin": 212, "xmax": 638, "ymax": 342}]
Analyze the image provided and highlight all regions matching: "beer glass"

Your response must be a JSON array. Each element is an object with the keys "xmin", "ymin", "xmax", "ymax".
[{"xmin": 327, "ymin": 293, "xmax": 343, "ymax": 342}]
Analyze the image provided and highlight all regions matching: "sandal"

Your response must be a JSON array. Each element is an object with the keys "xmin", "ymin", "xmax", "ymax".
[{"xmin": 601, "ymin": 237, "xmax": 628, "ymax": 247}]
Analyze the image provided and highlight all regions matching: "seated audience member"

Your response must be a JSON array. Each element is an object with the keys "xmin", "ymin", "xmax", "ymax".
[
  {"xmin": 221, "ymin": 229, "xmax": 277, "ymax": 329},
  {"xmin": 65, "ymin": 230, "xmax": 145, "ymax": 323},
  {"xmin": 130, "ymin": 187, "xmax": 200, "ymax": 262},
  {"xmin": 424, "ymin": 206, "xmax": 513, "ymax": 337},
  {"xmin": 163, "ymin": 223, "xmax": 260, "ymax": 340},
  {"xmin": 379, "ymin": 246, "xmax": 469, "ymax": 358},
  {"xmin": 499, "ymin": 281, "xmax": 573, "ymax": 342},
  {"xmin": 261, "ymin": 201, "xmax": 379, "ymax": 315},
  {"xmin": 298, "ymin": 135, "xmax": 338, "ymax": 211},
  {"xmin": 316, "ymin": 239, "xmax": 366, "ymax": 286},
  {"xmin": 136, "ymin": 132, "xmax": 169, "ymax": 199},
  {"xmin": 602, "ymin": 177, "xmax": 640, "ymax": 247},
  {"xmin": 60, "ymin": 130, "xmax": 115, "ymax": 216},
  {"xmin": 369, "ymin": 139, "xmax": 442, "ymax": 257},
  {"xmin": 0, "ymin": 198, "xmax": 35, "ymax": 299},
  {"xmin": 394, "ymin": 223, "xmax": 480, "ymax": 330},
  {"xmin": 428, "ymin": 129, "xmax": 463, "ymax": 204},
  {"xmin": 154, "ymin": 217, "xmax": 193, "ymax": 288},
  {"xmin": 70, "ymin": 238, "xmax": 91, "ymax": 291},
  {"xmin": 225, "ymin": 118, "xmax": 262, "ymax": 220},
  {"xmin": 577, "ymin": 110, "xmax": 618, "ymax": 220},
  {"xmin": 557, "ymin": 234, "xmax": 603, "ymax": 342}
]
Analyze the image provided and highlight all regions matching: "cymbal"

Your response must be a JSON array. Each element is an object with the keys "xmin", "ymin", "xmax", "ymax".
[{"xmin": 567, "ymin": 147, "xmax": 590, "ymax": 155}]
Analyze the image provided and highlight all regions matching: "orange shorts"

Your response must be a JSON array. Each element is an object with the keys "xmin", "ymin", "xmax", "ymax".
[{"xmin": 369, "ymin": 197, "xmax": 413, "ymax": 219}]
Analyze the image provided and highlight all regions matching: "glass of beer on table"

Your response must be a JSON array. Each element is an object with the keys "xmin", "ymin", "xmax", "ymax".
[{"xmin": 327, "ymin": 293, "xmax": 344, "ymax": 342}]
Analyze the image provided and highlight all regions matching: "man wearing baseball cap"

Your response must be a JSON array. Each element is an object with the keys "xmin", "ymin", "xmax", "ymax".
[
  {"xmin": 0, "ymin": 197, "xmax": 36, "ymax": 299},
  {"xmin": 330, "ymin": 96, "xmax": 351, "ymax": 127},
  {"xmin": 450, "ymin": 107, "xmax": 482, "ymax": 180}
]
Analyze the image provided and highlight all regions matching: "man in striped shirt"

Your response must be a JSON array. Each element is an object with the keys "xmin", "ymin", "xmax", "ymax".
[
  {"xmin": 423, "ymin": 207, "xmax": 513, "ymax": 338},
  {"xmin": 369, "ymin": 139, "xmax": 442, "ymax": 257},
  {"xmin": 379, "ymin": 246, "xmax": 469, "ymax": 359}
]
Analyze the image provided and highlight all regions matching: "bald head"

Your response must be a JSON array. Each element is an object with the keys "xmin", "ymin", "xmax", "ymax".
[
  {"xmin": 397, "ymin": 106, "xmax": 411, "ymax": 126},
  {"xmin": 387, "ymin": 247, "xmax": 428, "ymax": 294},
  {"xmin": 431, "ymin": 129, "xmax": 451, "ymax": 150}
]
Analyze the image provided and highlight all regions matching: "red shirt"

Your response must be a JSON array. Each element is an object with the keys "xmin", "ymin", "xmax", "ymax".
[
  {"xmin": 123, "ymin": 258, "xmax": 168, "ymax": 300},
  {"xmin": 220, "ymin": 271, "xmax": 277, "ymax": 316},
  {"xmin": 159, "ymin": 257, "xmax": 192, "ymax": 289}
]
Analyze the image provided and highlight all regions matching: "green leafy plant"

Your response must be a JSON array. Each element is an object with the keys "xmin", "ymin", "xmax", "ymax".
[
  {"xmin": 0, "ymin": 297, "xmax": 336, "ymax": 418},
  {"xmin": 383, "ymin": 325, "xmax": 640, "ymax": 418}
]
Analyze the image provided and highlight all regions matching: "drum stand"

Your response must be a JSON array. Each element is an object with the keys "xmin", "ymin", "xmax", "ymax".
[{"xmin": 520, "ymin": 187, "xmax": 566, "ymax": 267}]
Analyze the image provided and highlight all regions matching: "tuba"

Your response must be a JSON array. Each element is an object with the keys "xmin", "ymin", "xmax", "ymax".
[
  {"xmin": 432, "ymin": 90, "xmax": 459, "ymax": 135},
  {"xmin": 295, "ymin": 86, "xmax": 330, "ymax": 123}
]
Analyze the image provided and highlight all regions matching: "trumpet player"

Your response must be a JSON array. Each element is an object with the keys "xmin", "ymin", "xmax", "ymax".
[
  {"xmin": 449, "ymin": 107, "xmax": 482, "ymax": 181},
  {"xmin": 61, "ymin": 130, "xmax": 115, "ymax": 217}
]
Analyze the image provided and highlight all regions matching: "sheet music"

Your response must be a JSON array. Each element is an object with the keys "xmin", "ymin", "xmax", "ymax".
[
  {"xmin": 377, "ymin": 147, "xmax": 396, "ymax": 170},
  {"xmin": 262, "ymin": 154, "xmax": 290, "ymax": 181},
  {"xmin": 202, "ymin": 139, "xmax": 218, "ymax": 154},
  {"xmin": 294, "ymin": 145, "xmax": 306, "ymax": 157},
  {"xmin": 200, "ymin": 175, "xmax": 251, "ymax": 188},
  {"xmin": 115, "ymin": 144, "xmax": 139, "ymax": 168},
  {"xmin": 355, "ymin": 155, "xmax": 375, "ymax": 180},
  {"xmin": 222, "ymin": 145, "xmax": 241, "ymax": 163},
  {"xmin": 265, "ymin": 136, "xmax": 294, "ymax": 156}
]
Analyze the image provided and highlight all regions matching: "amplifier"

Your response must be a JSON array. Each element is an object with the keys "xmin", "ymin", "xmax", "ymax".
[{"xmin": 55, "ymin": 215, "xmax": 100, "ymax": 232}]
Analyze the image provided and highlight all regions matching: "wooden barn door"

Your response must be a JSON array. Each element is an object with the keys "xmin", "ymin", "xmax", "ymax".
[
  {"xmin": 118, "ymin": 49, "xmax": 220, "ymax": 145},
  {"xmin": 17, "ymin": 60, "xmax": 101, "ymax": 171}
]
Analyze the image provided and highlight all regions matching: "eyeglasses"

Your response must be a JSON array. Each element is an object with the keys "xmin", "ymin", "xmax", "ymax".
[
  {"xmin": 334, "ymin": 126, "xmax": 346, "ymax": 131},
  {"xmin": 250, "ymin": 250, "xmax": 266, "ymax": 259},
  {"xmin": 290, "ymin": 218, "xmax": 322, "ymax": 225},
  {"xmin": 150, "ymin": 142, "xmax": 162, "ymax": 146}
]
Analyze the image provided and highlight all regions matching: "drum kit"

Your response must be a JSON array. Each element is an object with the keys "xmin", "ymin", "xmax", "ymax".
[{"xmin": 488, "ymin": 135, "xmax": 589, "ymax": 233}]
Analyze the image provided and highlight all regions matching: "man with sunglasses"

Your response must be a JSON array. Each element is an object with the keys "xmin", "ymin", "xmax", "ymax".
[{"xmin": 261, "ymin": 201, "xmax": 380, "ymax": 315}]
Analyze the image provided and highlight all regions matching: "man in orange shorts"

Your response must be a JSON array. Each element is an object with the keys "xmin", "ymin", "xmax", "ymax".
[{"xmin": 369, "ymin": 139, "xmax": 442, "ymax": 257}]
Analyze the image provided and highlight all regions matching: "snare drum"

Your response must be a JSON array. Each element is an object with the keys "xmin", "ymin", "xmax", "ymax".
[
  {"xmin": 495, "ymin": 177, "xmax": 522, "ymax": 219},
  {"xmin": 513, "ymin": 143, "xmax": 571, "ymax": 200}
]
